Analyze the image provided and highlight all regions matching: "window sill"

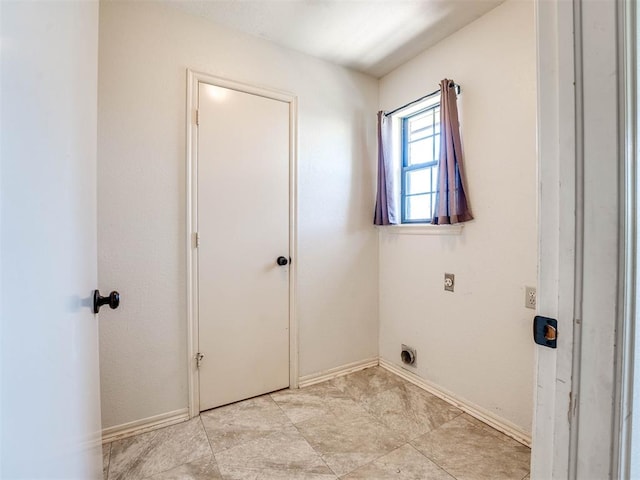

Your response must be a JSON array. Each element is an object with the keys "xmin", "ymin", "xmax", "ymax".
[{"xmin": 376, "ymin": 224, "xmax": 464, "ymax": 236}]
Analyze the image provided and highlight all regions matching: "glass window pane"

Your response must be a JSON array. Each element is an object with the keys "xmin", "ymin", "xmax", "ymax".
[
  {"xmin": 401, "ymin": 103, "xmax": 441, "ymax": 223},
  {"xmin": 410, "ymin": 111, "xmax": 432, "ymax": 132},
  {"xmin": 405, "ymin": 194, "xmax": 431, "ymax": 221},
  {"xmin": 408, "ymin": 137, "xmax": 434, "ymax": 165},
  {"xmin": 406, "ymin": 169, "xmax": 429, "ymax": 195},
  {"xmin": 431, "ymin": 166, "xmax": 439, "ymax": 192},
  {"xmin": 410, "ymin": 126, "xmax": 433, "ymax": 142},
  {"xmin": 409, "ymin": 108, "xmax": 438, "ymax": 141}
]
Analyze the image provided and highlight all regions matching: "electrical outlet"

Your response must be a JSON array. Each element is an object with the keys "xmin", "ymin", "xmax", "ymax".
[
  {"xmin": 444, "ymin": 273, "xmax": 455, "ymax": 292},
  {"xmin": 525, "ymin": 286, "xmax": 536, "ymax": 309}
]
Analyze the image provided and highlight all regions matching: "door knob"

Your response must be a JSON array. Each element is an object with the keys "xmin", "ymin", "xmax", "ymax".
[
  {"xmin": 544, "ymin": 324, "xmax": 557, "ymax": 341},
  {"xmin": 93, "ymin": 290, "xmax": 120, "ymax": 314},
  {"xmin": 276, "ymin": 256, "xmax": 289, "ymax": 266}
]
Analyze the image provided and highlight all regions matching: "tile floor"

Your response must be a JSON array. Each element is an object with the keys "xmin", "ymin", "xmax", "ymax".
[{"xmin": 102, "ymin": 367, "xmax": 531, "ymax": 480}]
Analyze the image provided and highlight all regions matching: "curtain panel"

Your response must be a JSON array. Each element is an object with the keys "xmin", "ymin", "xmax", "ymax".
[
  {"xmin": 373, "ymin": 111, "xmax": 396, "ymax": 225},
  {"xmin": 432, "ymin": 79, "xmax": 473, "ymax": 224}
]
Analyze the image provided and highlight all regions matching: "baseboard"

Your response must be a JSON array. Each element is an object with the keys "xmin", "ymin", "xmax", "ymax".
[
  {"xmin": 103, "ymin": 359, "xmax": 530, "ymax": 447},
  {"xmin": 379, "ymin": 359, "xmax": 532, "ymax": 447},
  {"xmin": 102, "ymin": 358, "xmax": 377, "ymax": 442},
  {"xmin": 102, "ymin": 408, "xmax": 190, "ymax": 444},
  {"xmin": 298, "ymin": 357, "xmax": 379, "ymax": 388}
]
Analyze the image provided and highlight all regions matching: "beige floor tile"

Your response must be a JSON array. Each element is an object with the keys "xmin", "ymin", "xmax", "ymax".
[
  {"xmin": 215, "ymin": 425, "xmax": 333, "ymax": 477},
  {"xmin": 201, "ymin": 395, "xmax": 292, "ymax": 452},
  {"xmin": 219, "ymin": 467, "xmax": 338, "ymax": 480},
  {"xmin": 411, "ymin": 414, "xmax": 530, "ymax": 480},
  {"xmin": 142, "ymin": 455, "xmax": 222, "ymax": 479},
  {"xmin": 342, "ymin": 444, "xmax": 455, "ymax": 480},
  {"xmin": 270, "ymin": 382, "xmax": 366, "ymax": 424},
  {"xmin": 296, "ymin": 409, "xmax": 405, "ymax": 476},
  {"xmin": 107, "ymin": 369, "xmax": 532, "ymax": 480},
  {"xmin": 103, "ymin": 443, "xmax": 111, "ymax": 480},
  {"xmin": 108, "ymin": 419, "xmax": 212, "ymax": 480},
  {"xmin": 362, "ymin": 383, "xmax": 462, "ymax": 441},
  {"xmin": 330, "ymin": 367, "xmax": 406, "ymax": 402}
]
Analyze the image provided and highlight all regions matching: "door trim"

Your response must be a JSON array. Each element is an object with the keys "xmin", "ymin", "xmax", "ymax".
[
  {"xmin": 613, "ymin": 0, "xmax": 637, "ymax": 476},
  {"xmin": 531, "ymin": 0, "xmax": 579, "ymax": 477},
  {"xmin": 533, "ymin": 1, "xmax": 628, "ymax": 477},
  {"xmin": 185, "ymin": 69, "xmax": 299, "ymax": 418}
]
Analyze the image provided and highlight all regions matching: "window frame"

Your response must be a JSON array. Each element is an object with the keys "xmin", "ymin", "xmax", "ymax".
[{"xmin": 399, "ymin": 102, "xmax": 441, "ymax": 224}]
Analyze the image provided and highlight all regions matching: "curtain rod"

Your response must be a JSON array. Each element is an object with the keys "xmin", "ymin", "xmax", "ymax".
[{"xmin": 384, "ymin": 82, "xmax": 461, "ymax": 117}]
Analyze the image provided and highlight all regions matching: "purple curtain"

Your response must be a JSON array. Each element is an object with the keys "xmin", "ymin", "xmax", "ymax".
[
  {"xmin": 374, "ymin": 111, "xmax": 396, "ymax": 225},
  {"xmin": 432, "ymin": 79, "xmax": 473, "ymax": 225}
]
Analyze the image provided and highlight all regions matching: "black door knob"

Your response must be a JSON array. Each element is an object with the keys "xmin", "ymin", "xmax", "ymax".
[
  {"xmin": 93, "ymin": 290, "xmax": 120, "ymax": 314},
  {"xmin": 276, "ymin": 256, "xmax": 289, "ymax": 266}
]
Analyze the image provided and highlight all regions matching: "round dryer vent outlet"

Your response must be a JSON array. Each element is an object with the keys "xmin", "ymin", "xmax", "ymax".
[{"xmin": 400, "ymin": 345, "xmax": 416, "ymax": 366}]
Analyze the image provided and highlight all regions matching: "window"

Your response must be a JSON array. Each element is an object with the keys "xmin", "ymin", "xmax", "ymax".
[
  {"xmin": 400, "ymin": 103, "xmax": 440, "ymax": 223},
  {"xmin": 375, "ymin": 83, "xmax": 468, "ymax": 229}
]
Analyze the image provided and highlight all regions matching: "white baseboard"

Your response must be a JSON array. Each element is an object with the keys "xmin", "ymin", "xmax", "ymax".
[
  {"xmin": 102, "ymin": 408, "xmax": 190, "ymax": 444},
  {"xmin": 379, "ymin": 359, "xmax": 532, "ymax": 447},
  {"xmin": 103, "ymin": 359, "xmax": 530, "ymax": 448},
  {"xmin": 101, "ymin": 357, "xmax": 378, "ymax": 443},
  {"xmin": 298, "ymin": 357, "xmax": 379, "ymax": 388}
]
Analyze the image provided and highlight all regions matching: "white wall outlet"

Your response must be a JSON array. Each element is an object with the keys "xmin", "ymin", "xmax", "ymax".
[
  {"xmin": 444, "ymin": 273, "xmax": 455, "ymax": 292},
  {"xmin": 525, "ymin": 286, "xmax": 536, "ymax": 309}
]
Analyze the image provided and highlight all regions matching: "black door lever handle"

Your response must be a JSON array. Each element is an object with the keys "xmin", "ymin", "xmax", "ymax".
[{"xmin": 93, "ymin": 290, "xmax": 120, "ymax": 314}]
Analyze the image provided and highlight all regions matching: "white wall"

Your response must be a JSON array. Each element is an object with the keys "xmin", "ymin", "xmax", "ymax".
[
  {"xmin": 378, "ymin": 0, "xmax": 537, "ymax": 435},
  {"xmin": 98, "ymin": 1, "xmax": 379, "ymax": 429}
]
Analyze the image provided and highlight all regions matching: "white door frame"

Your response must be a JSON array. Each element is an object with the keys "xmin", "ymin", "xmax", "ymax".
[
  {"xmin": 532, "ymin": 1, "xmax": 579, "ymax": 476},
  {"xmin": 185, "ymin": 70, "xmax": 299, "ymax": 418},
  {"xmin": 614, "ymin": 0, "xmax": 638, "ymax": 477},
  {"xmin": 533, "ymin": 0, "xmax": 633, "ymax": 478}
]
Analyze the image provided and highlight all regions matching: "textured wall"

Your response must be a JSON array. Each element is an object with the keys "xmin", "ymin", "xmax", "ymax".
[
  {"xmin": 98, "ymin": 1, "xmax": 379, "ymax": 429},
  {"xmin": 378, "ymin": 0, "xmax": 537, "ymax": 434}
]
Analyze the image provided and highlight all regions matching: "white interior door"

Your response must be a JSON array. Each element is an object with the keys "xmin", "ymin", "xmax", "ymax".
[
  {"xmin": 197, "ymin": 82, "xmax": 291, "ymax": 411},
  {"xmin": 0, "ymin": 1, "xmax": 102, "ymax": 477}
]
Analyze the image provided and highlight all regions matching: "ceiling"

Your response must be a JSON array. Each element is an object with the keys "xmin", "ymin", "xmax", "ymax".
[{"xmin": 163, "ymin": 0, "xmax": 505, "ymax": 78}]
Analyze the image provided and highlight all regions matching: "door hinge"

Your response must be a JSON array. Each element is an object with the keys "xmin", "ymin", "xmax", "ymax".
[
  {"xmin": 196, "ymin": 352, "xmax": 204, "ymax": 368},
  {"xmin": 194, "ymin": 232, "xmax": 200, "ymax": 248},
  {"xmin": 195, "ymin": 109, "xmax": 199, "ymax": 126}
]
